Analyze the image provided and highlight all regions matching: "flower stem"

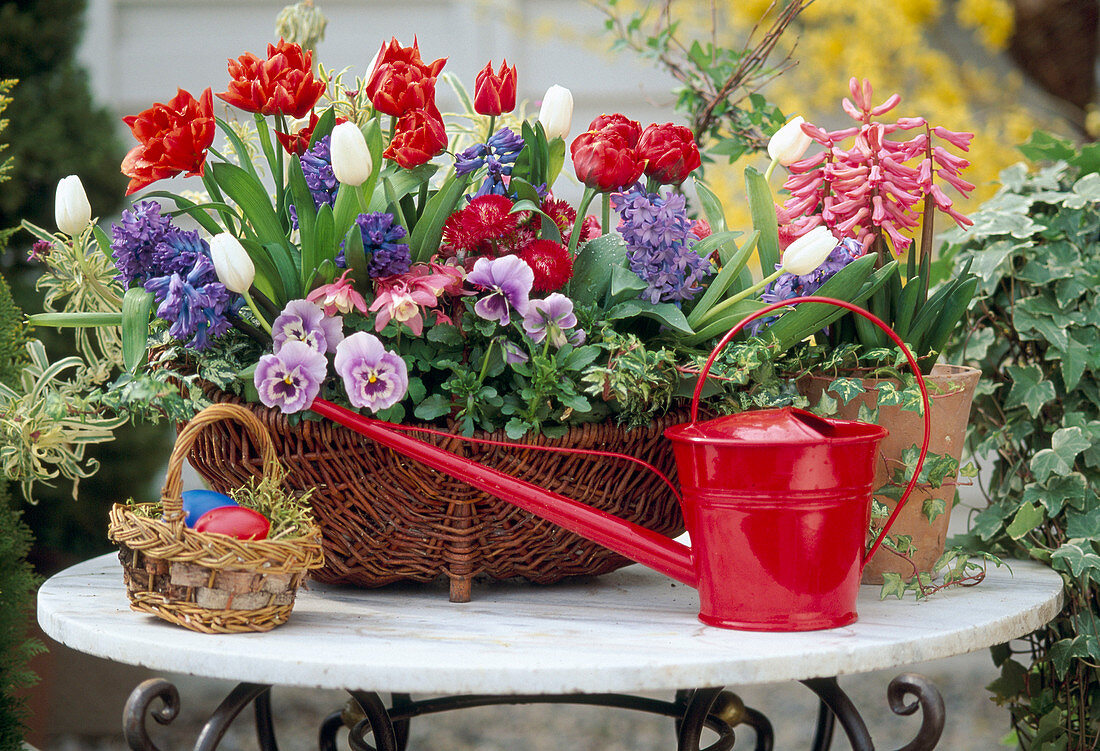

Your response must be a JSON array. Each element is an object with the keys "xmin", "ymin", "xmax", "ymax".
[
  {"xmin": 227, "ymin": 309, "xmax": 270, "ymax": 345},
  {"xmin": 764, "ymin": 158, "xmax": 778, "ymax": 183},
  {"xmin": 242, "ymin": 290, "xmax": 273, "ymax": 335},
  {"xmin": 694, "ymin": 267, "xmax": 786, "ymax": 327},
  {"xmin": 567, "ymin": 186, "xmax": 598, "ymax": 257},
  {"xmin": 486, "ymin": 115, "xmax": 496, "ymax": 143},
  {"xmin": 477, "ymin": 339, "xmax": 496, "ymax": 383},
  {"xmin": 601, "ymin": 193, "xmax": 611, "ymax": 235}
]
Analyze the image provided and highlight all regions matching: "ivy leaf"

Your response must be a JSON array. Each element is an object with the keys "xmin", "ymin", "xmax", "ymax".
[
  {"xmin": 826, "ymin": 377, "xmax": 866, "ymax": 405},
  {"xmin": 1051, "ymin": 540, "xmax": 1100, "ymax": 578},
  {"xmin": 879, "ymin": 572, "xmax": 908, "ymax": 600},
  {"xmin": 1006, "ymin": 502, "xmax": 1045, "ymax": 540},
  {"xmin": 922, "ymin": 497, "xmax": 948, "ymax": 523},
  {"xmin": 1005, "ymin": 364, "xmax": 1056, "ymax": 418},
  {"xmin": 1031, "ymin": 427, "xmax": 1090, "ymax": 482},
  {"xmin": 1066, "ymin": 508, "xmax": 1100, "ymax": 540}
]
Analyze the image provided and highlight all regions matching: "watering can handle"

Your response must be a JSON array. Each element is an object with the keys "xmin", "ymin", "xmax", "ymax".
[{"xmin": 688, "ymin": 295, "xmax": 932, "ymax": 566}]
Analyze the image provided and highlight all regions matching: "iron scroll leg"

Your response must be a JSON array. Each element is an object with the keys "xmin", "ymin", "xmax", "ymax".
[
  {"xmin": 801, "ymin": 673, "xmax": 945, "ymax": 751},
  {"xmin": 123, "ymin": 680, "xmax": 271, "ymax": 751}
]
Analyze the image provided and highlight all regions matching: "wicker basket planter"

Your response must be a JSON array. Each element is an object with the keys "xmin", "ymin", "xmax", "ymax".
[
  {"xmin": 107, "ymin": 403, "xmax": 325, "ymax": 633},
  {"xmin": 186, "ymin": 385, "xmax": 686, "ymax": 602}
]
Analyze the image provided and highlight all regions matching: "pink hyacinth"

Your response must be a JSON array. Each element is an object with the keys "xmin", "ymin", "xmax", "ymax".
[
  {"xmin": 306, "ymin": 270, "xmax": 369, "ymax": 316},
  {"xmin": 778, "ymin": 77, "xmax": 974, "ymax": 257},
  {"xmin": 369, "ymin": 264, "xmax": 453, "ymax": 335}
]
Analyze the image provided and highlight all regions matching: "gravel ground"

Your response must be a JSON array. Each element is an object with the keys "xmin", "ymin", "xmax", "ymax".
[{"xmin": 43, "ymin": 649, "xmax": 1007, "ymax": 750}]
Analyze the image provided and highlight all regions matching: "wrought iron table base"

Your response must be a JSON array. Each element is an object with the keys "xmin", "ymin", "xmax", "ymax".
[{"xmin": 123, "ymin": 673, "xmax": 944, "ymax": 751}]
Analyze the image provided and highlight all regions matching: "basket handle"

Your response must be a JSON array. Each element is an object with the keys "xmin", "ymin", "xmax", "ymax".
[
  {"xmin": 688, "ymin": 295, "xmax": 932, "ymax": 565},
  {"xmin": 161, "ymin": 403, "xmax": 281, "ymax": 524}
]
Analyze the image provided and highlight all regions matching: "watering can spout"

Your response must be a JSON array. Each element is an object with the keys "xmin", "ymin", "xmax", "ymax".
[{"xmin": 309, "ymin": 398, "xmax": 698, "ymax": 588}]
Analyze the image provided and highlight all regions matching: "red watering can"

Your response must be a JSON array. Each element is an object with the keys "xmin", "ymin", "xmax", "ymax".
[{"xmin": 311, "ymin": 296, "xmax": 931, "ymax": 631}]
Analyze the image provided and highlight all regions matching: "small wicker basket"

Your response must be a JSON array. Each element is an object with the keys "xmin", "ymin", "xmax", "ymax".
[{"xmin": 107, "ymin": 403, "xmax": 325, "ymax": 633}]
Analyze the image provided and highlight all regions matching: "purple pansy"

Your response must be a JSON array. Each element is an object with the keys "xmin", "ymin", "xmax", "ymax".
[
  {"xmin": 334, "ymin": 331, "xmax": 408, "ymax": 413},
  {"xmin": 612, "ymin": 186, "xmax": 713, "ymax": 304},
  {"xmin": 522, "ymin": 293, "xmax": 585, "ymax": 348},
  {"xmin": 466, "ymin": 255, "xmax": 534, "ymax": 326},
  {"xmin": 254, "ymin": 340, "xmax": 329, "ymax": 414},
  {"xmin": 143, "ymin": 255, "xmax": 233, "ymax": 351},
  {"xmin": 497, "ymin": 337, "xmax": 529, "ymax": 364},
  {"xmin": 272, "ymin": 299, "xmax": 343, "ymax": 354}
]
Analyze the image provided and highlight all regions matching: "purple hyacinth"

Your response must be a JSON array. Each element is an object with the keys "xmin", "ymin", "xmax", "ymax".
[
  {"xmin": 111, "ymin": 201, "xmax": 174, "ymax": 286},
  {"xmin": 522, "ymin": 293, "xmax": 585, "ymax": 348},
  {"xmin": 356, "ymin": 212, "xmax": 411, "ymax": 278},
  {"xmin": 143, "ymin": 255, "xmax": 233, "ymax": 351},
  {"xmin": 612, "ymin": 187, "xmax": 713, "ymax": 304},
  {"xmin": 290, "ymin": 135, "xmax": 339, "ymax": 231},
  {"xmin": 272, "ymin": 299, "xmax": 343, "ymax": 354},
  {"xmin": 150, "ymin": 226, "xmax": 210, "ymax": 277},
  {"xmin": 455, "ymin": 127, "xmax": 525, "ymax": 198},
  {"xmin": 466, "ymin": 255, "xmax": 534, "ymax": 326},
  {"xmin": 333, "ymin": 331, "xmax": 408, "ymax": 412},
  {"xmin": 254, "ymin": 339, "xmax": 329, "ymax": 414}
]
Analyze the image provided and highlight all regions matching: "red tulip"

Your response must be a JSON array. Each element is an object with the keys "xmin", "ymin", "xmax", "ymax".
[
  {"xmin": 217, "ymin": 39, "xmax": 326, "ymax": 119},
  {"xmin": 570, "ymin": 130, "xmax": 643, "ymax": 192},
  {"xmin": 366, "ymin": 38, "xmax": 446, "ymax": 118},
  {"xmin": 637, "ymin": 123, "xmax": 701, "ymax": 185},
  {"xmin": 588, "ymin": 113, "xmax": 642, "ymax": 147},
  {"xmin": 473, "ymin": 60, "xmax": 517, "ymax": 116},
  {"xmin": 121, "ymin": 88, "xmax": 216, "ymax": 195},
  {"xmin": 384, "ymin": 109, "xmax": 448, "ymax": 169}
]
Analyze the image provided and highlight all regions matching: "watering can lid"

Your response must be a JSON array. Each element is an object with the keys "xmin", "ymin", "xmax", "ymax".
[{"xmin": 664, "ymin": 406, "xmax": 887, "ymax": 446}]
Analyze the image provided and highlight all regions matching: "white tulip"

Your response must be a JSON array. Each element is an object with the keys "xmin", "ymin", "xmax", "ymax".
[
  {"xmin": 330, "ymin": 122, "xmax": 373, "ymax": 187},
  {"xmin": 781, "ymin": 226, "xmax": 838, "ymax": 276},
  {"xmin": 767, "ymin": 116, "xmax": 813, "ymax": 166},
  {"xmin": 210, "ymin": 233, "xmax": 255, "ymax": 294},
  {"xmin": 538, "ymin": 84, "xmax": 574, "ymax": 141},
  {"xmin": 54, "ymin": 175, "xmax": 91, "ymax": 236}
]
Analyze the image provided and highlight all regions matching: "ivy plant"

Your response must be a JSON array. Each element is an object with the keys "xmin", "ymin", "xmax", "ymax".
[{"xmin": 942, "ymin": 132, "xmax": 1100, "ymax": 750}]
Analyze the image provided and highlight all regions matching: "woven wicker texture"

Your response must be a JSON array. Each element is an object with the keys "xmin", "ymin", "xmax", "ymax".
[
  {"xmin": 107, "ymin": 403, "xmax": 325, "ymax": 633},
  {"xmin": 187, "ymin": 386, "xmax": 686, "ymax": 602}
]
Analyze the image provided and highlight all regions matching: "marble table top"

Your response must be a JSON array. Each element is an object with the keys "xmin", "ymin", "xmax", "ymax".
[{"xmin": 38, "ymin": 554, "xmax": 1062, "ymax": 695}]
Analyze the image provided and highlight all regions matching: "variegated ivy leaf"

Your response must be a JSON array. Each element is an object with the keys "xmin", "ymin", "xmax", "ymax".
[
  {"xmin": 1030, "ymin": 426, "xmax": 1091, "ymax": 483},
  {"xmin": 1004, "ymin": 364, "xmax": 1056, "ymax": 418},
  {"xmin": 1051, "ymin": 540, "xmax": 1100, "ymax": 579},
  {"xmin": 1006, "ymin": 502, "xmax": 1045, "ymax": 540},
  {"xmin": 825, "ymin": 376, "xmax": 866, "ymax": 405}
]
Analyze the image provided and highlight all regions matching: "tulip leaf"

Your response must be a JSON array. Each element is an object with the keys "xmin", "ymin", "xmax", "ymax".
[
  {"xmin": 309, "ymin": 108, "xmax": 337, "ymax": 147},
  {"xmin": 681, "ymin": 299, "xmax": 769, "ymax": 345},
  {"xmin": 140, "ymin": 191, "xmax": 225, "ymax": 237},
  {"xmin": 28, "ymin": 312, "xmax": 124, "ymax": 327},
  {"xmin": 343, "ymin": 224, "xmax": 371, "ymax": 295},
  {"xmin": 409, "ymin": 172, "xmax": 471, "ymax": 263},
  {"xmin": 606, "ymin": 299, "xmax": 694, "ymax": 336},
  {"xmin": 546, "ymin": 131, "xmax": 566, "ymax": 188},
  {"xmin": 687, "ymin": 231, "xmax": 759, "ymax": 328},
  {"xmin": 214, "ymin": 118, "xmax": 262, "ymax": 183},
  {"xmin": 510, "ymin": 199, "xmax": 563, "ymax": 244},
  {"xmin": 121, "ymin": 287, "xmax": 154, "ymax": 373},
  {"xmin": 745, "ymin": 165, "xmax": 780, "ymax": 273},
  {"xmin": 210, "ymin": 162, "xmax": 293, "ymax": 254},
  {"xmin": 92, "ymin": 226, "xmax": 113, "ymax": 260},
  {"xmin": 239, "ymin": 239, "xmax": 284, "ymax": 307},
  {"xmin": 607, "ymin": 266, "xmax": 648, "ymax": 306},
  {"xmin": 694, "ymin": 178, "xmax": 728, "ymax": 234},
  {"xmin": 263, "ymin": 241, "xmax": 301, "ymax": 301},
  {"xmin": 288, "ymin": 156, "xmax": 317, "ymax": 276},
  {"xmin": 313, "ymin": 203, "xmax": 336, "ymax": 284},
  {"xmin": 332, "ymin": 183, "xmax": 360, "ymax": 250},
  {"xmin": 369, "ymin": 163, "xmax": 438, "ymax": 212},
  {"xmin": 570, "ymin": 233, "xmax": 627, "ymax": 307}
]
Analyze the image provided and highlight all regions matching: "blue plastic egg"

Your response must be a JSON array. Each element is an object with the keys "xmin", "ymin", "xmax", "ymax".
[{"xmin": 181, "ymin": 489, "xmax": 238, "ymax": 528}]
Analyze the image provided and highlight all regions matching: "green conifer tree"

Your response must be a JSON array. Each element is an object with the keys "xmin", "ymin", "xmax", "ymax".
[
  {"xmin": 0, "ymin": 0, "xmax": 125, "ymax": 237},
  {"xmin": 0, "ymin": 77, "xmax": 43, "ymax": 750}
]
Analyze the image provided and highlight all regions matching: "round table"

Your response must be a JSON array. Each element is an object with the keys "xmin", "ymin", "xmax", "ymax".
[{"xmin": 39, "ymin": 554, "xmax": 1062, "ymax": 751}]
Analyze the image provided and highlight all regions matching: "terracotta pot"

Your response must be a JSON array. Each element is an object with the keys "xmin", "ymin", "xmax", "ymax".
[{"xmin": 799, "ymin": 364, "xmax": 981, "ymax": 583}]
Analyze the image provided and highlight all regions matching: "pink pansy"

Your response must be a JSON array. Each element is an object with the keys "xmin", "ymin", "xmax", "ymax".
[
  {"xmin": 307, "ymin": 270, "xmax": 369, "ymax": 316},
  {"xmin": 369, "ymin": 264, "xmax": 453, "ymax": 335}
]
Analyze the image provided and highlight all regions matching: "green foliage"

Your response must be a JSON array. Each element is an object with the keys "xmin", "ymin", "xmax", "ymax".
[
  {"xmin": 0, "ymin": 481, "xmax": 44, "ymax": 747},
  {"xmin": 0, "ymin": 0, "xmax": 125, "ymax": 238},
  {"xmin": 595, "ymin": 0, "xmax": 799, "ymax": 162},
  {"xmin": 943, "ymin": 132, "xmax": 1100, "ymax": 749}
]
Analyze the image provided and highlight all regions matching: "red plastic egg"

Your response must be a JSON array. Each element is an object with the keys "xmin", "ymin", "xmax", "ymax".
[{"xmin": 193, "ymin": 506, "xmax": 270, "ymax": 540}]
